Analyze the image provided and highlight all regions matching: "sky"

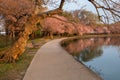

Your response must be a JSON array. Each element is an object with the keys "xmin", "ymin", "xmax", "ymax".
[
  {"xmin": 47, "ymin": 0, "xmax": 118, "ymax": 23},
  {"xmin": 63, "ymin": 0, "xmax": 97, "ymax": 13},
  {"xmin": 47, "ymin": 0, "xmax": 97, "ymax": 13}
]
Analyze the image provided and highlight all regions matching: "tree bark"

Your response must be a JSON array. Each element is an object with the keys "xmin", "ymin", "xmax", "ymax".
[
  {"xmin": 0, "ymin": 15, "xmax": 38, "ymax": 62},
  {"xmin": 0, "ymin": 2, "xmax": 64, "ymax": 62}
]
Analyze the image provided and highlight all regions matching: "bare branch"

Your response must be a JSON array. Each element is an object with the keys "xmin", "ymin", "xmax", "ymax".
[
  {"xmin": 88, "ymin": 0, "xmax": 120, "ymax": 23},
  {"xmin": 59, "ymin": 0, "xmax": 65, "ymax": 10},
  {"xmin": 37, "ymin": 0, "xmax": 66, "ymax": 18}
]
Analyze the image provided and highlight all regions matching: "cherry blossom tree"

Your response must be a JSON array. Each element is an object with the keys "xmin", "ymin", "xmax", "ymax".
[{"xmin": 0, "ymin": 0, "xmax": 119, "ymax": 62}]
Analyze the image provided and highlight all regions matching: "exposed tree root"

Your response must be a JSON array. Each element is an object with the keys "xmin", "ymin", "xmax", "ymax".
[{"xmin": 0, "ymin": 49, "xmax": 15, "ymax": 63}]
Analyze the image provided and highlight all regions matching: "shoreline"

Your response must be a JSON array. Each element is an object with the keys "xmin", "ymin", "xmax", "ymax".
[{"xmin": 23, "ymin": 38, "xmax": 102, "ymax": 80}]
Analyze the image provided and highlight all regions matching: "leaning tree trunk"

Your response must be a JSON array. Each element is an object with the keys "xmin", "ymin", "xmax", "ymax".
[
  {"xmin": 0, "ymin": 8, "xmax": 63, "ymax": 63},
  {"xmin": 0, "ymin": 15, "xmax": 38, "ymax": 62}
]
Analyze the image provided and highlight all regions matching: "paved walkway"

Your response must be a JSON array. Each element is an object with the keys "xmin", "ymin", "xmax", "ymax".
[{"xmin": 23, "ymin": 38, "xmax": 102, "ymax": 80}]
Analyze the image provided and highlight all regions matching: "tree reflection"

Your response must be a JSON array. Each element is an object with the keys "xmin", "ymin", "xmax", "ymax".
[
  {"xmin": 62, "ymin": 37, "xmax": 120, "ymax": 62},
  {"xmin": 79, "ymin": 47, "xmax": 103, "ymax": 62}
]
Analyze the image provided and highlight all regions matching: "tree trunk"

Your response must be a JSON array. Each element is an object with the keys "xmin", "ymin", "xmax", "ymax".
[
  {"xmin": 0, "ymin": 8, "xmax": 63, "ymax": 63},
  {"xmin": 0, "ymin": 15, "xmax": 37, "ymax": 62},
  {"xmin": 49, "ymin": 32, "xmax": 53, "ymax": 39}
]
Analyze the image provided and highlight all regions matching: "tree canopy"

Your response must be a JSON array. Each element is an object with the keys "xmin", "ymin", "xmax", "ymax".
[{"xmin": 0, "ymin": 0, "xmax": 120, "ymax": 62}]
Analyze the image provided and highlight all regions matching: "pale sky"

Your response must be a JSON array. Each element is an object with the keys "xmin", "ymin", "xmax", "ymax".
[
  {"xmin": 47, "ymin": 0, "xmax": 97, "ymax": 13},
  {"xmin": 63, "ymin": 0, "xmax": 96, "ymax": 13},
  {"xmin": 47, "ymin": 0, "xmax": 115, "ymax": 23}
]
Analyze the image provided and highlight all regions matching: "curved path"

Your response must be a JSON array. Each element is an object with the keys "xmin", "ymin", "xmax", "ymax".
[{"xmin": 23, "ymin": 38, "xmax": 102, "ymax": 80}]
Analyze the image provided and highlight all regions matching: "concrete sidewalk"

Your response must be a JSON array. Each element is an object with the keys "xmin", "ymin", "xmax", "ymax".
[{"xmin": 23, "ymin": 39, "xmax": 102, "ymax": 80}]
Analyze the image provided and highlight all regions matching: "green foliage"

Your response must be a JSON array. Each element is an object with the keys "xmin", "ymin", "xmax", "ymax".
[
  {"xmin": 34, "ymin": 30, "xmax": 43, "ymax": 38},
  {"xmin": 35, "ymin": 30, "xmax": 41, "ymax": 35}
]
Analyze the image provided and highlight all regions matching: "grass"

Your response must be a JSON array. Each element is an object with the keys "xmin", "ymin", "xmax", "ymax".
[
  {"xmin": 1, "ymin": 34, "xmax": 120, "ymax": 80},
  {"xmin": 0, "ymin": 37, "xmax": 51, "ymax": 80},
  {"xmin": 1, "ymin": 34, "xmax": 116, "ymax": 80},
  {"xmin": 0, "ymin": 52, "xmax": 33, "ymax": 80}
]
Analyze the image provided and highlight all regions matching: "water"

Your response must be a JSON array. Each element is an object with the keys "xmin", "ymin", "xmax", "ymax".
[{"xmin": 62, "ymin": 37, "xmax": 120, "ymax": 80}]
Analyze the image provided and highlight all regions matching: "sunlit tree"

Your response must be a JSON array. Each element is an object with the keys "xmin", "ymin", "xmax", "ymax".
[{"xmin": 0, "ymin": 0, "xmax": 119, "ymax": 62}]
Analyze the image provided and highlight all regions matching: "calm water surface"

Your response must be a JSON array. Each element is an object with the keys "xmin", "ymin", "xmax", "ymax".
[{"xmin": 62, "ymin": 37, "xmax": 120, "ymax": 80}]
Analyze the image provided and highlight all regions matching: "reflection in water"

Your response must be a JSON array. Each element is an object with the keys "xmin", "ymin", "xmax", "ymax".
[
  {"xmin": 80, "ymin": 47, "xmax": 103, "ymax": 62},
  {"xmin": 62, "ymin": 37, "xmax": 120, "ymax": 80}
]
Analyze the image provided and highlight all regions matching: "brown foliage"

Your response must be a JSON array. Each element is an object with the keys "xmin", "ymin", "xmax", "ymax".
[
  {"xmin": 0, "ymin": 0, "xmax": 35, "ymax": 38},
  {"xmin": 0, "ymin": 0, "xmax": 34, "ymax": 16},
  {"xmin": 0, "ymin": 0, "xmax": 65, "ymax": 62},
  {"xmin": 0, "ymin": 0, "xmax": 36, "ymax": 62}
]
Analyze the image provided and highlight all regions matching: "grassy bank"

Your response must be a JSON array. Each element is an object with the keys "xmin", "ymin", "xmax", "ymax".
[
  {"xmin": 0, "ymin": 38, "xmax": 51, "ymax": 80},
  {"xmin": 1, "ymin": 34, "xmax": 120, "ymax": 80}
]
